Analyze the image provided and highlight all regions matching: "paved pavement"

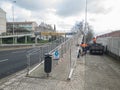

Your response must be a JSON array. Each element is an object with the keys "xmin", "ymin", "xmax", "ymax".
[
  {"xmin": 0, "ymin": 46, "xmax": 120, "ymax": 90},
  {"xmin": 84, "ymin": 55, "xmax": 120, "ymax": 90}
]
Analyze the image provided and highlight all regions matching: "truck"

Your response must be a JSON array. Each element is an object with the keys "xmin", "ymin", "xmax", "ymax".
[{"xmin": 89, "ymin": 43, "xmax": 104, "ymax": 55}]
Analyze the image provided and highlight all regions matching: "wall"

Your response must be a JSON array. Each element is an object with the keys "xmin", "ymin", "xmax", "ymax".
[{"xmin": 0, "ymin": 8, "xmax": 6, "ymax": 34}]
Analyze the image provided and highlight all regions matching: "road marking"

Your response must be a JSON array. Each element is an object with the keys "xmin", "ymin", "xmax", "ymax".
[
  {"xmin": 0, "ymin": 59, "xmax": 8, "ymax": 63},
  {"xmin": 12, "ymin": 50, "xmax": 25, "ymax": 53}
]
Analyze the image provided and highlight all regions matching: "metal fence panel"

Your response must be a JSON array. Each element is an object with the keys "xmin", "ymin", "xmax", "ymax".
[{"xmin": 26, "ymin": 32, "xmax": 83, "ymax": 80}]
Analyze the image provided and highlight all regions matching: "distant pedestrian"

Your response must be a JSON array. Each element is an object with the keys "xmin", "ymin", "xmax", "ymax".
[
  {"xmin": 77, "ymin": 48, "xmax": 81, "ymax": 58},
  {"xmin": 80, "ymin": 42, "xmax": 88, "ymax": 56},
  {"xmin": 93, "ymin": 37, "xmax": 96, "ymax": 44}
]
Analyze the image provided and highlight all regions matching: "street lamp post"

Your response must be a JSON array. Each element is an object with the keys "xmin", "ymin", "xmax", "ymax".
[
  {"xmin": 12, "ymin": 1, "xmax": 16, "ymax": 44},
  {"xmin": 12, "ymin": 1, "xmax": 16, "ymax": 35},
  {"xmin": 84, "ymin": 0, "xmax": 87, "ymax": 43}
]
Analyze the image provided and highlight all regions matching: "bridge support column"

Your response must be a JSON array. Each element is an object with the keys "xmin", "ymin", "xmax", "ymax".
[
  {"xmin": 0, "ymin": 38, "xmax": 2, "ymax": 44},
  {"xmin": 25, "ymin": 36, "xmax": 27, "ymax": 44},
  {"xmin": 13, "ymin": 37, "xmax": 14, "ymax": 44},
  {"xmin": 14, "ymin": 37, "xmax": 17, "ymax": 44},
  {"xmin": 35, "ymin": 36, "xmax": 37, "ymax": 44}
]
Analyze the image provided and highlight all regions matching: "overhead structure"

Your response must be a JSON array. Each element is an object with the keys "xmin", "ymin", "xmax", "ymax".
[
  {"xmin": 35, "ymin": 32, "xmax": 76, "ymax": 36},
  {"xmin": 41, "ymin": 32, "xmax": 65, "ymax": 36}
]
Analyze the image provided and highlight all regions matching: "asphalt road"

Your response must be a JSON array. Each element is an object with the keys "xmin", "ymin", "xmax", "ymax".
[
  {"xmin": 0, "ymin": 45, "xmax": 54, "ymax": 79},
  {"xmin": 0, "ymin": 48, "xmax": 31, "ymax": 79}
]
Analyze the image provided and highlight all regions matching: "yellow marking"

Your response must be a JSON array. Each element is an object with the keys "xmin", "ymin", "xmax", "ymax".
[{"xmin": 41, "ymin": 32, "xmax": 65, "ymax": 36}]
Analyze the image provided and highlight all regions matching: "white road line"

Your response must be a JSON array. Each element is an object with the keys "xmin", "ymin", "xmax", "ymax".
[
  {"xmin": 0, "ymin": 59, "xmax": 8, "ymax": 63},
  {"xmin": 12, "ymin": 50, "xmax": 25, "ymax": 53}
]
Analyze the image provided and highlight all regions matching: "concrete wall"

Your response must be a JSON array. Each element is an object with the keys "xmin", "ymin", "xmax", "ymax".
[
  {"xmin": 0, "ymin": 8, "xmax": 6, "ymax": 34},
  {"xmin": 97, "ymin": 37, "xmax": 120, "ymax": 60}
]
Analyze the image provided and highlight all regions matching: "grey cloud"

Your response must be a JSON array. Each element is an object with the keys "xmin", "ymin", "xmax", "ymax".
[
  {"xmin": 56, "ymin": 0, "xmax": 110, "ymax": 17},
  {"xmin": 87, "ymin": 0, "xmax": 111, "ymax": 14},
  {"xmin": 56, "ymin": 0, "xmax": 85, "ymax": 17},
  {"xmin": 89, "ymin": 18, "xmax": 96, "ymax": 22},
  {"xmin": 2, "ymin": 0, "xmax": 111, "ymax": 17},
  {"xmin": 6, "ymin": 0, "xmax": 53, "ymax": 11}
]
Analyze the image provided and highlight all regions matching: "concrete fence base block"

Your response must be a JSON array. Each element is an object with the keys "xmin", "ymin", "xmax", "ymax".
[
  {"xmin": 67, "ymin": 68, "xmax": 74, "ymax": 81},
  {"xmin": 27, "ymin": 61, "xmax": 44, "ymax": 76},
  {"xmin": 67, "ymin": 78, "xmax": 71, "ymax": 81}
]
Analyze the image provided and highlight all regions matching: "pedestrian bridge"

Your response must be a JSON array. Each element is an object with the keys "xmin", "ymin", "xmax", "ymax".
[
  {"xmin": 0, "ymin": 32, "xmax": 76, "ymax": 38},
  {"xmin": 0, "ymin": 33, "xmax": 33, "ymax": 38}
]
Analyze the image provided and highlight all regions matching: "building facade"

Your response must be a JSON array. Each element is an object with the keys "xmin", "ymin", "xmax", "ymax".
[
  {"xmin": 0, "ymin": 8, "xmax": 6, "ymax": 34},
  {"xmin": 7, "ymin": 21, "xmax": 38, "ymax": 34},
  {"xmin": 35, "ymin": 23, "xmax": 55, "ymax": 32},
  {"xmin": 35, "ymin": 23, "xmax": 56, "ymax": 40},
  {"xmin": 97, "ymin": 30, "xmax": 120, "ymax": 38}
]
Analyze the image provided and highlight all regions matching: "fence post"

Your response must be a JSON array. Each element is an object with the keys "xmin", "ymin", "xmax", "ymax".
[
  {"xmin": 61, "ymin": 45, "xmax": 63, "ymax": 58},
  {"xmin": 70, "ymin": 40, "xmax": 72, "ymax": 70},
  {"xmin": 39, "ymin": 47, "xmax": 41, "ymax": 63},
  {"xmin": 119, "ymin": 48, "xmax": 120, "ymax": 57},
  {"xmin": 26, "ymin": 55, "xmax": 30, "ymax": 75}
]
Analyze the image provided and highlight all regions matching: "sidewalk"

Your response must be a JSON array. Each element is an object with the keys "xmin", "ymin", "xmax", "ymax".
[{"xmin": 0, "ymin": 45, "xmax": 85, "ymax": 90}]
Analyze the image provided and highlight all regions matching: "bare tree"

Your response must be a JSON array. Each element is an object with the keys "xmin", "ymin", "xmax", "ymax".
[
  {"xmin": 71, "ymin": 21, "xmax": 84, "ymax": 33},
  {"xmin": 72, "ymin": 21, "xmax": 94, "ymax": 43},
  {"xmin": 85, "ymin": 27, "xmax": 94, "ymax": 43}
]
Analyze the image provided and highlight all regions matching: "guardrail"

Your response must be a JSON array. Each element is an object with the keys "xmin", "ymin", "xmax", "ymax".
[{"xmin": 0, "ymin": 32, "xmax": 33, "ymax": 36}]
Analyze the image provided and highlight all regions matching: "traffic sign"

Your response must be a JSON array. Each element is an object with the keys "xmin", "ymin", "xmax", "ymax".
[
  {"xmin": 66, "ymin": 32, "xmax": 76, "ymax": 35},
  {"xmin": 53, "ymin": 50, "xmax": 59, "ymax": 60}
]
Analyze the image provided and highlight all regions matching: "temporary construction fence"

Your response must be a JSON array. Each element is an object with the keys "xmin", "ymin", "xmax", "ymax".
[
  {"xmin": 26, "ymin": 37, "xmax": 66, "ymax": 75},
  {"xmin": 48, "ymin": 33, "xmax": 83, "ymax": 80},
  {"xmin": 26, "ymin": 32, "xmax": 83, "ymax": 80}
]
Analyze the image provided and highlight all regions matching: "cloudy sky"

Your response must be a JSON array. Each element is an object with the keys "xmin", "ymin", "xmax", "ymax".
[{"xmin": 0, "ymin": 0, "xmax": 120, "ymax": 35}]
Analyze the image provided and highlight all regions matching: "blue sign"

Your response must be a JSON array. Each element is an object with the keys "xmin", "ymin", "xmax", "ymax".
[
  {"xmin": 53, "ymin": 50, "xmax": 59, "ymax": 60},
  {"xmin": 55, "ymin": 51, "xmax": 58, "ymax": 56},
  {"xmin": 66, "ymin": 32, "xmax": 76, "ymax": 35}
]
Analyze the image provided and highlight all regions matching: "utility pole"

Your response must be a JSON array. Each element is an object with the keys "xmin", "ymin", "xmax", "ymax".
[
  {"xmin": 12, "ymin": 1, "xmax": 16, "ymax": 35},
  {"xmin": 12, "ymin": 1, "xmax": 16, "ymax": 44},
  {"xmin": 84, "ymin": 0, "xmax": 87, "ymax": 43}
]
